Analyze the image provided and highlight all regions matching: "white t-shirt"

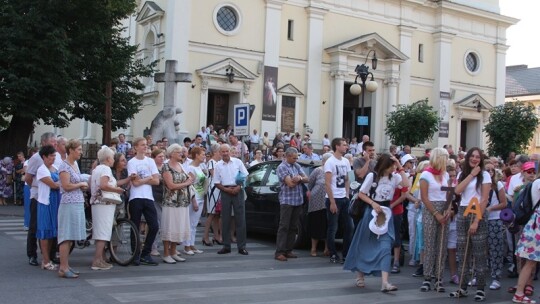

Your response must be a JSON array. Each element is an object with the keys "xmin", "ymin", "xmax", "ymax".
[
  {"xmin": 488, "ymin": 181, "xmax": 505, "ymax": 220},
  {"xmin": 26, "ymin": 152, "xmax": 43, "ymax": 199},
  {"xmin": 419, "ymin": 171, "xmax": 449, "ymax": 202},
  {"xmin": 249, "ymin": 159, "xmax": 262, "ymax": 167},
  {"xmin": 507, "ymin": 173, "xmax": 523, "ymax": 198},
  {"xmin": 458, "ymin": 171, "xmax": 491, "ymax": 207},
  {"xmin": 54, "ymin": 151, "xmax": 63, "ymax": 169},
  {"xmin": 36, "ymin": 164, "xmax": 55, "ymax": 205},
  {"xmin": 322, "ymin": 138, "xmax": 330, "ymax": 146},
  {"xmin": 324, "ymin": 155, "xmax": 351, "ymax": 199},
  {"xmin": 530, "ymin": 179, "xmax": 540, "ymax": 211},
  {"xmin": 360, "ymin": 172, "xmax": 402, "ymax": 202},
  {"xmin": 127, "ymin": 156, "xmax": 159, "ymax": 201},
  {"xmin": 249, "ymin": 134, "xmax": 260, "ymax": 144},
  {"xmin": 23, "ymin": 160, "xmax": 29, "ymax": 186}
]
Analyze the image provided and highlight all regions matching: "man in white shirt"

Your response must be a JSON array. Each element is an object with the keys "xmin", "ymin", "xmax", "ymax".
[
  {"xmin": 54, "ymin": 136, "xmax": 67, "ymax": 168},
  {"xmin": 324, "ymin": 138, "xmax": 354, "ymax": 264},
  {"xmin": 127, "ymin": 137, "xmax": 160, "ymax": 266},
  {"xmin": 214, "ymin": 144, "xmax": 249, "ymax": 255},
  {"xmin": 249, "ymin": 129, "xmax": 260, "ymax": 153},
  {"xmin": 25, "ymin": 132, "xmax": 57, "ymax": 266},
  {"xmin": 197, "ymin": 126, "xmax": 209, "ymax": 147}
]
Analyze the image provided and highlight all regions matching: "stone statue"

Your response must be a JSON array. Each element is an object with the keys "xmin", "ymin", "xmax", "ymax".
[{"xmin": 149, "ymin": 60, "xmax": 192, "ymax": 144}]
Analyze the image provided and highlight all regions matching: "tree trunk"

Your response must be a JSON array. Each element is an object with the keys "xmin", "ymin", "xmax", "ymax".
[{"xmin": 0, "ymin": 116, "xmax": 35, "ymax": 157}]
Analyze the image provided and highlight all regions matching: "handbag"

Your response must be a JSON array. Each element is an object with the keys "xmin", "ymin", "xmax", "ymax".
[{"xmin": 100, "ymin": 190, "xmax": 122, "ymax": 205}]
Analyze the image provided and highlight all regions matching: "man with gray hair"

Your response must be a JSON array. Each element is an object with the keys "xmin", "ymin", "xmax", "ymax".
[
  {"xmin": 214, "ymin": 144, "xmax": 250, "ymax": 255},
  {"xmin": 54, "ymin": 136, "xmax": 68, "ymax": 168},
  {"xmin": 274, "ymin": 147, "xmax": 308, "ymax": 261},
  {"xmin": 299, "ymin": 143, "xmax": 321, "ymax": 161},
  {"xmin": 25, "ymin": 132, "xmax": 58, "ymax": 266}
]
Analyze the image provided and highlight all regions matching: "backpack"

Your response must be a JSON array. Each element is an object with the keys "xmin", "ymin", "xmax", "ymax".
[
  {"xmin": 512, "ymin": 182, "xmax": 540, "ymax": 225},
  {"xmin": 348, "ymin": 172, "xmax": 377, "ymax": 222}
]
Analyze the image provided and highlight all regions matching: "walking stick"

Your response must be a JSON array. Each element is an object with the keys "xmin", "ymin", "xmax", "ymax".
[
  {"xmin": 436, "ymin": 218, "xmax": 446, "ymax": 285},
  {"xmin": 458, "ymin": 215, "xmax": 475, "ymax": 294}
]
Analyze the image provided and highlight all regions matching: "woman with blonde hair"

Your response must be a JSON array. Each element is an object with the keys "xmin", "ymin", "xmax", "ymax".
[
  {"xmin": 90, "ymin": 146, "xmax": 125, "ymax": 270},
  {"xmin": 161, "ymin": 144, "xmax": 193, "ymax": 263},
  {"xmin": 418, "ymin": 147, "xmax": 451, "ymax": 293},
  {"xmin": 57, "ymin": 139, "xmax": 88, "ymax": 278}
]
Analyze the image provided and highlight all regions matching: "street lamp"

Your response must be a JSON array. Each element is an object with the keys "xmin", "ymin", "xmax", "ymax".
[{"xmin": 350, "ymin": 50, "xmax": 378, "ymax": 138}]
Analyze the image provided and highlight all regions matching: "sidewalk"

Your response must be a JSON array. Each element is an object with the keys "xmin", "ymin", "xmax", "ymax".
[{"xmin": 0, "ymin": 204, "xmax": 25, "ymax": 217}]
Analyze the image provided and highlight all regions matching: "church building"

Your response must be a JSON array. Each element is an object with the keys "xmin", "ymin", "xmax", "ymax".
[{"xmin": 36, "ymin": 0, "xmax": 517, "ymax": 152}]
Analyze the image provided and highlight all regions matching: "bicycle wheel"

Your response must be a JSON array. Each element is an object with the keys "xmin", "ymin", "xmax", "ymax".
[{"xmin": 109, "ymin": 218, "xmax": 140, "ymax": 266}]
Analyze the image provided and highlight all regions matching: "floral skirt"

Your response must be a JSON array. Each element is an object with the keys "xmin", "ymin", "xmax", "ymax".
[{"xmin": 516, "ymin": 209, "xmax": 540, "ymax": 261}]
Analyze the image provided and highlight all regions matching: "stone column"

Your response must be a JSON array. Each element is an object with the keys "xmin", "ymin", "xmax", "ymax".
[
  {"xmin": 199, "ymin": 76, "xmax": 209, "ymax": 128},
  {"xmin": 432, "ymin": 31, "xmax": 455, "ymax": 147},
  {"xmin": 330, "ymin": 70, "xmax": 346, "ymax": 138},
  {"xmin": 261, "ymin": 0, "xmax": 285, "ymax": 137},
  {"xmin": 304, "ymin": 5, "xmax": 327, "ymax": 141},
  {"xmin": 384, "ymin": 77, "xmax": 399, "ymax": 151},
  {"xmin": 164, "ymin": 0, "xmax": 191, "ymax": 135},
  {"xmin": 495, "ymin": 43, "xmax": 509, "ymax": 106},
  {"xmin": 398, "ymin": 25, "xmax": 415, "ymax": 105}
]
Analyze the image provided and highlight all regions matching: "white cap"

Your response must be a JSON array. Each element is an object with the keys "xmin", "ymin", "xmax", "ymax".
[
  {"xmin": 368, "ymin": 206, "xmax": 392, "ymax": 237},
  {"xmin": 400, "ymin": 154, "xmax": 414, "ymax": 166}
]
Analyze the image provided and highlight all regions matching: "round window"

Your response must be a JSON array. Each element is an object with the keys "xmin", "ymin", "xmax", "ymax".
[
  {"xmin": 465, "ymin": 52, "xmax": 479, "ymax": 73},
  {"xmin": 217, "ymin": 6, "xmax": 238, "ymax": 31},
  {"xmin": 213, "ymin": 4, "xmax": 241, "ymax": 36}
]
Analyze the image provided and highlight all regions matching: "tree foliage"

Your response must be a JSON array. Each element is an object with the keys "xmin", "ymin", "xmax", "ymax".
[
  {"xmin": 385, "ymin": 98, "xmax": 440, "ymax": 147},
  {"xmin": 483, "ymin": 101, "xmax": 539, "ymax": 158},
  {"xmin": 0, "ymin": 0, "xmax": 156, "ymax": 155}
]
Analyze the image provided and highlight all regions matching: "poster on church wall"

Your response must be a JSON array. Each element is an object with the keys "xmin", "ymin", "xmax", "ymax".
[
  {"xmin": 262, "ymin": 66, "xmax": 278, "ymax": 121},
  {"xmin": 439, "ymin": 91, "xmax": 450, "ymax": 138}
]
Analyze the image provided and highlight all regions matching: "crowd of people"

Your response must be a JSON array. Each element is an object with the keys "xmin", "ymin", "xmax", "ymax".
[{"xmin": 10, "ymin": 126, "xmax": 540, "ymax": 304}]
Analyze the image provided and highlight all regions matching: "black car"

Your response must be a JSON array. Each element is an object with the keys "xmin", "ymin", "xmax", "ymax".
[{"xmin": 244, "ymin": 159, "xmax": 321, "ymax": 248}]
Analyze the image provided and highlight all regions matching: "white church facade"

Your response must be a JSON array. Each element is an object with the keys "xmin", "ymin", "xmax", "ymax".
[{"xmin": 36, "ymin": 0, "xmax": 517, "ymax": 152}]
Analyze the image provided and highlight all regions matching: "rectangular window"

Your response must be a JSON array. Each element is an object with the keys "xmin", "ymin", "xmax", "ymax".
[
  {"xmin": 418, "ymin": 44, "xmax": 424, "ymax": 63},
  {"xmin": 281, "ymin": 96, "xmax": 295, "ymax": 132},
  {"xmin": 287, "ymin": 20, "xmax": 294, "ymax": 41}
]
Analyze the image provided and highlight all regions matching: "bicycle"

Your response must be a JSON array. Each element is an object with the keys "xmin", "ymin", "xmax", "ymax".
[{"xmin": 71, "ymin": 205, "xmax": 140, "ymax": 266}]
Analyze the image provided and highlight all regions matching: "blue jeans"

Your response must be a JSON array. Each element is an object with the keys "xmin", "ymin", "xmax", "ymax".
[
  {"xmin": 129, "ymin": 198, "xmax": 159, "ymax": 258},
  {"xmin": 325, "ymin": 198, "xmax": 354, "ymax": 258}
]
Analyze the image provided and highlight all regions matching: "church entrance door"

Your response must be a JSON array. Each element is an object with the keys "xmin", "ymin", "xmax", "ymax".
[{"xmin": 207, "ymin": 92, "xmax": 229, "ymax": 131}]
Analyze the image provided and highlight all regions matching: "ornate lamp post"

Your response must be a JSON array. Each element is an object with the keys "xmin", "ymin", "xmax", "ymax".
[{"xmin": 350, "ymin": 50, "xmax": 378, "ymax": 138}]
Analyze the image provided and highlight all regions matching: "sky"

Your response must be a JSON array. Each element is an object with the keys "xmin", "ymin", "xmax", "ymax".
[{"xmin": 499, "ymin": 0, "xmax": 540, "ymax": 68}]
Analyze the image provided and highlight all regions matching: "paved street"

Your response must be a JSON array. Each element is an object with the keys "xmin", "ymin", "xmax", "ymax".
[{"xmin": 0, "ymin": 206, "xmax": 527, "ymax": 304}]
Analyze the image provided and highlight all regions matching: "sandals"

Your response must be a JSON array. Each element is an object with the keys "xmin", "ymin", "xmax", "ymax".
[
  {"xmin": 512, "ymin": 285, "xmax": 536, "ymax": 296},
  {"xmin": 391, "ymin": 264, "xmax": 400, "ymax": 274},
  {"xmin": 434, "ymin": 280, "xmax": 446, "ymax": 293},
  {"xmin": 420, "ymin": 281, "xmax": 431, "ymax": 292},
  {"xmin": 512, "ymin": 294, "xmax": 537, "ymax": 304},
  {"xmin": 355, "ymin": 277, "xmax": 365, "ymax": 288},
  {"xmin": 41, "ymin": 261, "xmax": 58, "ymax": 271},
  {"xmin": 489, "ymin": 280, "xmax": 501, "ymax": 290},
  {"xmin": 474, "ymin": 290, "xmax": 486, "ymax": 302},
  {"xmin": 525, "ymin": 285, "xmax": 535, "ymax": 297},
  {"xmin": 381, "ymin": 282, "xmax": 398, "ymax": 293},
  {"xmin": 449, "ymin": 289, "xmax": 468, "ymax": 298},
  {"xmin": 58, "ymin": 269, "xmax": 79, "ymax": 279}
]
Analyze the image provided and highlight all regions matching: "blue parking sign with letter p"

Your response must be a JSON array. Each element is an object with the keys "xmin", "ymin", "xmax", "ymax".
[{"xmin": 234, "ymin": 104, "xmax": 250, "ymax": 136}]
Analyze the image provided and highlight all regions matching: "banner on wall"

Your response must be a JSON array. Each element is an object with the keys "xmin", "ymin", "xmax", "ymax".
[
  {"xmin": 262, "ymin": 66, "xmax": 278, "ymax": 121},
  {"xmin": 439, "ymin": 91, "xmax": 450, "ymax": 138}
]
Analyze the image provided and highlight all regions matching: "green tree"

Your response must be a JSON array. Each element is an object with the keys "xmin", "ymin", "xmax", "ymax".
[
  {"xmin": 0, "ymin": 0, "xmax": 156, "ymax": 155},
  {"xmin": 385, "ymin": 98, "xmax": 440, "ymax": 147},
  {"xmin": 483, "ymin": 101, "xmax": 539, "ymax": 158}
]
